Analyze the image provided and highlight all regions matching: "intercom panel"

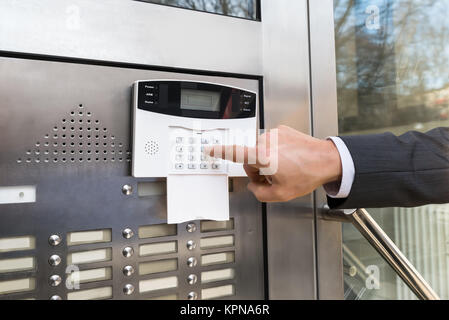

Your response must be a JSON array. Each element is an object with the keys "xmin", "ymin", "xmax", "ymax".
[{"xmin": 0, "ymin": 56, "xmax": 264, "ymax": 300}]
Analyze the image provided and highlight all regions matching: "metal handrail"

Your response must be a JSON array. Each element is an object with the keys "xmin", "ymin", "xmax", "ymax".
[{"xmin": 324, "ymin": 207, "xmax": 440, "ymax": 300}]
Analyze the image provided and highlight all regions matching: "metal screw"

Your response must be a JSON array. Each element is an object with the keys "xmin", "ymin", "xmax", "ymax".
[
  {"xmin": 122, "ymin": 247, "xmax": 134, "ymax": 258},
  {"xmin": 186, "ymin": 223, "xmax": 197, "ymax": 233},
  {"xmin": 123, "ymin": 284, "xmax": 135, "ymax": 295},
  {"xmin": 349, "ymin": 266, "xmax": 357, "ymax": 277},
  {"xmin": 187, "ymin": 274, "xmax": 198, "ymax": 285},
  {"xmin": 122, "ymin": 184, "xmax": 133, "ymax": 196},
  {"xmin": 49, "ymin": 275, "xmax": 62, "ymax": 287},
  {"xmin": 123, "ymin": 266, "xmax": 135, "ymax": 277},
  {"xmin": 188, "ymin": 292, "xmax": 198, "ymax": 300},
  {"xmin": 187, "ymin": 257, "xmax": 197, "ymax": 268},
  {"xmin": 49, "ymin": 255, "xmax": 61, "ymax": 267},
  {"xmin": 48, "ymin": 235, "xmax": 62, "ymax": 246},
  {"xmin": 122, "ymin": 228, "xmax": 134, "ymax": 239},
  {"xmin": 49, "ymin": 295, "xmax": 62, "ymax": 300},
  {"xmin": 187, "ymin": 240, "xmax": 196, "ymax": 251}
]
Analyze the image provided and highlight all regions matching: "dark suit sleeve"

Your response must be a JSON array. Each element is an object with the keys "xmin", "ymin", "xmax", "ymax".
[{"xmin": 327, "ymin": 127, "xmax": 449, "ymax": 209}]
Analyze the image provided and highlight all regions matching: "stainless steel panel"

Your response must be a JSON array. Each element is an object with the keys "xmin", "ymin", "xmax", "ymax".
[
  {"xmin": 0, "ymin": 57, "xmax": 264, "ymax": 300},
  {"xmin": 0, "ymin": 0, "xmax": 318, "ymax": 300},
  {"xmin": 308, "ymin": 0, "xmax": 344, "ymax": 299},
  {"xmin": 262, "ymin": 0, "xmax": 316, "ymax": 299},
  {"xmin": 0, "ymin": 0, "xmax": 262, "ymax": 76}
]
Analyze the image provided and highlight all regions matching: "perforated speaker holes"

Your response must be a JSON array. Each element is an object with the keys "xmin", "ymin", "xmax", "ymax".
[
  {"xmin": 17, "ymin": 104, "xmax": 131, "ymax": 165},
  {"xmin": 145, "ymin": 140, "xmax": 160, "ymax": 156}
]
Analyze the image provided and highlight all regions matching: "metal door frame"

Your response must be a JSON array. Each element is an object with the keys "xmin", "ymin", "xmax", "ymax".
[{"xmin": 309, "ymin": 0, "xmax": 345, "ymax": 299}]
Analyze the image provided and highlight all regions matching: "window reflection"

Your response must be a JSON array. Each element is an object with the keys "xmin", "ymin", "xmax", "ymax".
[
  {"xmin": 137, "ymin": 0, "xmax": 259, "ymax": 20},
  {"xmin": 334, "ymin": 0, "xmax": 449, "ymax": 300},
  {"xmin": 335, "ymin": 0, "xmax": 449, "ymax": 134}
]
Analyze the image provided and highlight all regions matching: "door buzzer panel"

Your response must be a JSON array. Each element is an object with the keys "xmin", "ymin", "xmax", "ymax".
[{"xmin": 0, "ymin": 56, "xmax": 264, "ymax": 300}]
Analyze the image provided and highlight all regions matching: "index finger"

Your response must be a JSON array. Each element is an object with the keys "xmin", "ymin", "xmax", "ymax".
[{"xmin": 204, "ymin": 145, "xmax": 267, "ymax": 167}]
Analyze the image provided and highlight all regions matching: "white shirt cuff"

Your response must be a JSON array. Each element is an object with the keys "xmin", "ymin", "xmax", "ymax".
[{"xmin": 324, "ymin": 137, "xmax": 355, "ymax": 199}]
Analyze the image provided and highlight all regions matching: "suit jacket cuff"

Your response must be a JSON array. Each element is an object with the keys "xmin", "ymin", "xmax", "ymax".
[{"xmin": 324, "ymin": 137, "xmax": 355, "ymax": 199}]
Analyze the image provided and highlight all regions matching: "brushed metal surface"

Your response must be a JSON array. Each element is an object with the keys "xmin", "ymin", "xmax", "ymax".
[
  {"xmin": 0, "ymin": 0, "xmax": 319, "ymax": 300},
  {"xmin": 308, "ymin": 0, "xmax": 344, "ymax": 300},
  {"xmin": 0, "ymin": 0, "xmax": 262, "ymax": 76},
  {"xmin": 262, "ymin": 0, "xmax": 316, "ymax": 299},
  {"xmin": 0, "ymin": 57, "xmax": 264, "ymax": 300}
]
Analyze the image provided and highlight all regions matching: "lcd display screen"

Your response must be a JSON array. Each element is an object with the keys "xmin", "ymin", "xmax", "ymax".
[{"xmin": 181, "ymin": 89, "xmax": 221, "ymax": 112}]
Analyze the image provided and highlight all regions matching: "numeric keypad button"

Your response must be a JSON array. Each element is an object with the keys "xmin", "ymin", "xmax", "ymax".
[{"xmin": 175, "ymin": 163, "xmax": 184, "ymax": 170}]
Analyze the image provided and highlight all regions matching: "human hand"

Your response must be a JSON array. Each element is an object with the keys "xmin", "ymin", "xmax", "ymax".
[{"xmin": 204, "ymin": 125, "xmax": 342, "ymax": 202}]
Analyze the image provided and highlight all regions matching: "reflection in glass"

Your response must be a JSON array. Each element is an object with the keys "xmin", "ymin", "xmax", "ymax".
[
  {"xmin": 136, "ymin": 0, "xmax": 259, "ymax": 20},
  {"xmin": 334, "ymin": 0, "xmax": 449, "ymax": 300}
]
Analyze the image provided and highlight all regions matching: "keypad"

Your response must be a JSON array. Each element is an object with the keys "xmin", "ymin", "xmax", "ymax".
[{"xmin": 170, "ymin": 129, "xmax": 226, "ymax": 174}]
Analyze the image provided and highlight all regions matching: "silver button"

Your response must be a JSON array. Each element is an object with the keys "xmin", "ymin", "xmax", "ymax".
[
  {"xmin": 201, "ymin": 138, "xmax": 210, "ymax": 145},
  {"xmin": 188, "ymin": 164, "xmax": 196, "ymax": 170},
  {"xmin": 176, "ymin": 137, "xmax": 183, "ymax": 144},
  {"xmin": 50, "ymin": 295, "xmax": 62, "ymax": 300},
  {"xmin": 188, "ymin": 146, "xmax": 195, "ymax": 153},
  {"xmin": 123, "ymin": 265, "xmax": 135, "ymax": 277},
  {"xmin": 49, "ymin": 275, "xmax": 62, "ymax": 287},
  {"xmin": 122, "ymin": 228, "xmax": 134, "ymax": 239},
  {"xmin": 188, "ymin": 137, "xmax": 196, "ymax": 144},
  {"xmin": 187, "ymin": 240, "xmax": 197, "ymax": 251},
  {"xmin": 175, "ymin": 154, "xmax": 183, "ymax": 162},
  {"xmin": 213, "ymin": 138, "xmax": 221, "ymax": 144},
  {"xmin": 187, "ymin": 257, "xmax": 198, "ymax": 268},
  {"xmin": 188, "ymin": 292, "xmax": 198, "ymax": 300},
  {"xmin": 123, "ymin": 247, "xmax": 134, "ymax": 258},
  {"xmin": 200, "ymin": 163, "xmax": 208, "ymax": 170},
  {"xmin": 49, "ymin": 255, "xmax": 61, "ymax": 267},
  {"xmin": 48, "ymin": 235, "xmax": 62, "ymax": 246},
  {"xmin": 122, "ymin": 184, "xmax": 133, "ymax": 196},
  {"xmin": 176, "ymin": 146, "xmax": 184, "ymax": 153},
  {"xmin": 123, "ymin": 284, "xmax": 135, "ymax": 295},
  {"xmin": 201, "ymin": 154, "xmax": 207, "ymax": 161},
  {"xmin": 187, "ymin": 274, "xmax": 198, "ymax": 285},
  {"xmin": 188, "ymin": 154, "xmax": 195, "ymax": 162},
  {"xmin": 212, "ymin": 163, "xmax": 220, "ymax": 170},
  {"xmin": 175, "ymin": 163, "xmax": 184, "ymax": 170},
  {"xmin": 186, "ymin": 223, "xmax": 197, "ymax": 233}
]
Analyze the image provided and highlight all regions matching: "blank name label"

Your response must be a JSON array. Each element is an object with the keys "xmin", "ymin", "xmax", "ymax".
[
  {"xmin": 139, "ymin": 241, "xmax": 177, "ymax": 257},
  {"xmin": 0, "ymin": 257, "xmax": 35, "ymax": 273},
  {"xmin": 201, "ymin": 252, "xmax": 235, "ymax": 266},
  {"xmin": 0, "ymin": 186, "xmax": 36, "ymax": 204},
  {"xmin": 200, "ymin": 235, "xmax": 234, "ymax": 250},
  {"xmin": 139, "ymin": 276, "xmax": 178, "ymax": 293},
  {"xmin": 0, "ymin": 278, "xmax": 35, "ymax": 295},
  {"xmin": 67, "ymin": 229, "xmax": 112, "ymax": 246},
  {"xmin": 67, "ymin": 267, "xmax": 112, "ymax": 285},
  {"xmin": 201, "ymin": 268, "xmax": 235, "ymax": 284},
  {"xmin": 68, "ymin": 248, "xmax": 112, "ymax": 265},
  {"xmin": 67, "ymin": 286, "xmax": 112, "ymax": 300},
  {"xmin": 0, "ymin": 236, "xmax": 35, "ymax": 253},
  {"xmin": 201, "ymin": 284, "xmax": 235, "ymax": 300}
]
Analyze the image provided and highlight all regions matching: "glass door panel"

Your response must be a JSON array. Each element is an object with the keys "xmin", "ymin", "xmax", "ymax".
[{"xmin": 334, "ymin": 0, "xmax": 449, "ymax": 299}]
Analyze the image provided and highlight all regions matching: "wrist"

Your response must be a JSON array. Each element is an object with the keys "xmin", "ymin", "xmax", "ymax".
[{"xmin": 321, "ymin": 139, "xmax": 343, "ymax": 185}]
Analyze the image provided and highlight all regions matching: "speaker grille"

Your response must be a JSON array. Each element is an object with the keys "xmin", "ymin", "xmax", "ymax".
[
  {"xmin": 17, "ymin": 104, "xmax": 130, "ymax": 165},
  {"xmin": 145, "ymin": 140, "xmax": 160, "ymax": 156}
]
